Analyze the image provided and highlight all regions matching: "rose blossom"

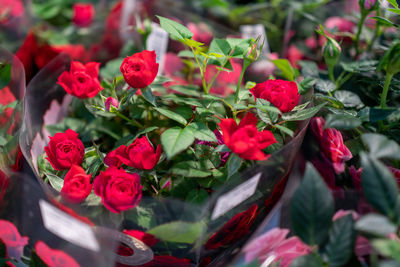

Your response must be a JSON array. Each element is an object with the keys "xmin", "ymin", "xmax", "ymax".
[
  {"xmin": 57, "ymin": 61, "xmax": 103, "ymax": 98},
  {"xmin": 0, "ymin": 220, "xmax": 28, "ymax": 260},
  {"xmin": 120, "ymin": 50, "xmax": 159, "ymax": 89},
  {"xmin": 250, "ymin": 79, "xmax": 299, "ymax": 113},
  {"xmin": 310, "ymin": 117, "xmax": 352, "ymax": 174},
  {"xmin": 45, "ymin": 129, "xmax": 85, "ymax": 171},
  {"xmin": 187, "ymin": 22, "xmax": 213, "ymax": 45},
  {"xmin": 243, "ymin": 227, "xmax": 310, "ymax": 267},
  {"xmin": 72, "ymin": 3, "xmax": 95, "ymax": 27},
  {"xmin": 104, "ymin": 136, "xmax": 161, "ymax": 170},
  {"xmin": 35, "ymin": 241, "xmax": 80, "ymax": 267},
  {"xmin": 104, "ymin": 96, "xmax": 119, "ymax": 111},
  {"xmin": 61, "ymin": 165, "xmax": 92, "ymax": 203},
  {"xmin": 94, "ymin": 166, "xmax": 142, "ymax": 213},
  {"xmin": 0, "ymin": 86, "xmax": 18, "ymax": 134},
  {"xmin": 219, "ymin": 112, "xmax": 277, "ymax": 161},
  {"xmin": 206, "ymin": 204, "xmax": 258, "ymax": 250},
  {"xmin": 0, "ymin": 0, "xmax": 24, "ymax": 24}
]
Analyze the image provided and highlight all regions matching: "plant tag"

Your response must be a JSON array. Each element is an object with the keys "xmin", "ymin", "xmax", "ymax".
[
  {"xmin": 240, "ymin": 24, "xmax": 270, "ymax": 54},
  {"xmin": 39, "ymin": 199, "xmax": 100, "ymax": 252},
  {"xmin": 211, "ymin": 172, "xmax": 261, "ymax": 220},
  {"xmin": 146, "ymin": 23, "xmax": 169, "ymax": 75}
]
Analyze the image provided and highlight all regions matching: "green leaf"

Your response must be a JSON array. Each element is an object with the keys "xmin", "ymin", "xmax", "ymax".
[
  {"xmin": 152, "ymin": 76, "xmax": 172, "ymax": 85},
  {"xmin": 156, "ymin": 16, "xmax": 193, "ymax": 41},
  {"xmin": 357, "ymin": 107, "xmax": 397, "ymax": 122},
  {"xmin": 334, "ymin": 90, "xmax": 364, "ymax": 108},
  {"xmin": 187, "ymin": 122, "xmax": 217, "ymax": 142},
  {"xmin": 209, "ymin": 38, "xmax": 232, "ymax": 57},
  {"xmin": 361, "ymin": 133, "xmax": 400, "ymax": 160},
  {"xmin": 299, "ymin": 77, "xmax": 316, "ymax": 94},
  {"xmin": 141, "ymin": 87, "xmax": 157, "ymax": 107},
  {"xmin": 289, "ymin": 254, "xmax": 323, "ymax": 267},
  {"xmin": 226, "ymin": 38, "xmax": 253, "ymax": 57},
  {"xmin": 272, "ymin": 59, "xmax": 298, "ymax": 81},
  {"xmin": 274, "ymin": 124, "xmax": 294, "ymax": 137},
  {"xmin": 325, "ymin": 114, "xmax": 362, "ymax": 130},
  {"xmin": 340, "ymin": 60, "xmax": 377, "ymax": 73},
  {"xmin": 282, "ymin": 103, "xmax": 326, "ymax": 121},
  {"xmin": 0, "ymin": 63, "xmax": 11, "ymax": 90},
  {"xmin": 83, "ymin": 193, "xmax": 101, "ymax": 206},
  {"xmin": 372, "ymin": 239, "xmax": 400, "ymax": 262},
  {"xmin": 314, "ymin": 93, "xmax": 344, "ymax": 109},
  {"xmin": 172, "ymin": 161, "xmax": 212, "ymax": 178},
  {"xmin": 290, "ymin": 162, "xmax": 334, "ymax": 246},
  {"xmin": 386, "ymin": 0, "xmax": 398, "ymax": 8},
  {"xmin": 371, "ymin": 16, "xmax": 398, "ymax": 28},
  {"xmin": 254, "ymin": 98, "xmax": 280, "ymax": 125},
  {"xmin": 132, "ymin": 126, "xmax": 159, "ymax": 141},
  {"xmin": 147, "ymin": 221, "xmax": 204, "ymax": 244},
  {"xmin": 227, "ymin": 153, "xmax": 243, "ymax": 178},
  {"xmin": 100, "ymin": 58, "xmax": 124, "ymax": 80},
  {"xmin": 298, "ymin": 60, "xmax": 319, "ymax": 78},
  {"xmin": 45, "ymin": 173, "xmax": 63, "ymax": 192},
  {"xmin": 315, "ymin": 79, "xmax": 335, "ymax": 93},
  {"xmin": 186, "ymin": 189, "xmax": 209, "ymax": 204},
  {"xmin": 388, "ymin": 8, "xmax": 400, "ymax": 14},
  {"xmin": 360, "ymin": 152, "xmax": 399, "ymax": 219},
  {"xmin": 161, "ymin": 127, "xmax": 195, "ymax": 159},
  {"xmin": 169, "ymin": 85, "xmax": 201, "ymax": 97},
  {"xmin": 325, "ymin": 215, "xmax": 356, "ymax": 267},
  {"xmin": 355, "ymin": 213, "xmax": 396, "ymax": 236},
  {"xmin": 154, "ymin": 107, "xmax": 187, "ymax": 125}
]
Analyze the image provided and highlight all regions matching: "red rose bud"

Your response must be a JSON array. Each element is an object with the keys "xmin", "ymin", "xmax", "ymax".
[
  {"xmin": 104, "ymin": 136, "xmax": 161, "ymax": 170},
  {"xmin": 72, "ymin": 3, "xmax": 95, "ymax": 27},
  {"xmin": 250, "ymin": 79, "xmax": 299, "ymax": 113},
  {"xmin": 57, "ymin": 61, "xmax": 103, "ymax": 98},
  {"xmin": 94, "ymin": 166, "xmax": 142, "ymax": 213},
  {"xmin": 35, "ymin": 241, "xmax": 80, "ymax": 267},
  {"xmin": 219, "ymin": 113, "xmax": 277, "ymax": 161},
  {"xmin": 44, "ymin": 129, "xmax": 85, "ymax": 171},
  {"xmin": 310, "ymin": 117, "xmax": 352, "ymax": 174},
  {"xmin": 120, "ymin": 50, "xmax": 159, "ymax": 89},
  {"xmin": 61, "ymin": 165, "xmax": 92, "ymax": 203},
  {"xmin": 105, "ymin": 96, "xmax": 119, "ymax": 112}
]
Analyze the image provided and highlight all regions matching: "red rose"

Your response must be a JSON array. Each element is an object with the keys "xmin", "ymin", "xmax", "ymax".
[
  {"xmin": 250, "ymin": 79, "xmax": 299, "ymax": 113},
  {"xmin": 123, "ymin": 230, "xmax": 158, "ymax": 247},
  {"xmin": 104, "ymin": 136, "xmax": 161, "ymax": 170},
  {"xmin": 120, "ymin": 50, "xmax": 159, "ymax": 89},
  {"xmin": 0, "ymin": 220, "xmax": 28, "ymax": 261},
  {"xmin": 57, "ymin": 61, "xmax": 103, "ymax": 98},
  {"xmin": 219, "ymin": 112, "xmax": 276, "ymax": 161},
  {"xmin": 140, "ymin": 256, "xmax": 191, "ymax": 267},
  {"xmin": 35, "ymin": 241, "xmax": 80, "ymax": 267},
  {"xmin": 93, "ymin": 166, "xmax": 142, "ymax": 213},
  {"xmin": 205, "ymin": 204, "xmax": 259, "ymax": 250},
  {"xmin": 0, "ymin": 170, "xmax": 10, "ymax": 208},
  {"xmin": 187, "ymin": 22, "xmax": 213, "ymax": 46},
  {"xmin": 61, "ymin": 165, "xmax": 92, "ymax": 203},
  {"xmin": 44, "ymin": 129, "xmax": 85, "ymax": 171},
  {"xmin": 72, "ymin": 3, "xmax": 94, "ymax": 27},
  {"xmin": 310, "ymin": 117, "xmax": 352, "ymax": 174},
  {"xmin": 0, "ymin": 86, "xmax": 18, "ymax": 134}
]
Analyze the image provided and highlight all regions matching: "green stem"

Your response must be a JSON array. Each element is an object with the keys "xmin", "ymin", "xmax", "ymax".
[
  {"xmin": 115, "ymin": 111, "xmax": 143, "ymax": 128},
  {"xmin": 368, "ymin": 7, "xmax": 381, "ymax": 51},
  {"xmin": 234, "ymin": 59, "xmax": 251, "ymax": 103},
  {"xmin": 355, "ymin": 12, "xmax": 367, "ymax": 57},
  {"xmin": 190, "ymin": 46, "xmax": 208, "ymax": 94},
  {"xmin": 328, "ymin": 66, "xmax": 335, "ymax": 83},
  {"xmin": 380, "ymin": 72, "xmax": 394, "ymax": 108}
]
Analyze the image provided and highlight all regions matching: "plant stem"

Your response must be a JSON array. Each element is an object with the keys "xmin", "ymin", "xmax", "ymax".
[
  {"xmin": 234, "ymin": 59, "xmax": 251, "ymax": 103},
  {"xmin": 355, "ymin": 12, "xmax": 367, "ymax": 57},
  {"xmin": 328, "ymin": 66, "xmax": 335, "ymax": 83},
  {"xmin": 115, "ymin": 111, "xmax": 143, "ymax": 128},
  {"xmin": 190, "ymin": 46, "xmax": 208, "ymax": 94},
  {"xmin": 380, "ymin": 72, "xmax": 394, "ymax": 108}
]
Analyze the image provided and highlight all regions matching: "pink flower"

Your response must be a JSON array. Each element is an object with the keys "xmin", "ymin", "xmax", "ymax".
[
  {"xmin": 0, "ymin": 220, "xmax": 28, "ymax": 260},
  {"xmin": 332, "ymin": 209, "xmax": 359, "ymax": 221},
  {"xmin": 187, "ymin": 22, "xmax": 213, "ymax": 45},
  {"xmin": 0, "ymin": 0, "xmax": 24, "ymax": 24},
  {"xmin": 349, "ymin": 165, "xmax": 362, "ymax": 190},
  {"xmin": 243, "ymin": 228, "xmax": 310, "ymax": 267},
  {"xmin": 310, "ymin": 117, "xmax": 352, "ymax": 174},
  {"xmin": 325, "ymin": 17, "xmax": 354, "ymax": 33},
  {"xmin": 163, "ymin": 53, "xmax": 184, "ymax": 76},
  {"xmin": 105, "ymin": 97, "xmax": 118, "ymax": 111},
  {"xmin": 286, "ymin": 45, "xmax": 303, "ymax": 68}
]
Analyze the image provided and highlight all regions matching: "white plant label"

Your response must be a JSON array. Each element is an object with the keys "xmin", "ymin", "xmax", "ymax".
[
  {"xmin": 211, "ymin": 172, "xmax": 261, "ymax": 220},
  {"xmin": 240, "ymin": 24, "xmax": 270, "ymax": 54},
  {"xmin": 146, "ymin": 23, "xmax": 169, "ymax": 75},
  {"xmin": 39, "ymin": 200, "xmax": 100, "ymax": 252}
]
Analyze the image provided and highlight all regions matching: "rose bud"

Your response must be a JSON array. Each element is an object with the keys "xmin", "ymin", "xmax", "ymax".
[
  {"xmin": 44, "ymin": 129, "xmax": 85, "ymax": 171},
  {"xmin": 323, "ymin": 36, "xmax": 341, "ymax": 74},
  {"xmin": 104, "ymin": 96, "xmax": 119, "ymax": 112},
  {"xmin": 61, "ymin": 165, "xmax": 92, "ymax": 203},
  {"xmin": 219, "ymin": 112, "xmax": 277, "ymax": 161},
  {"xmin": 94, "ymin": 166, "xmax": 142, "ymax": 213},
  {"xmin": 72, "ymin": 3, "xmax": 95, "ymax": 27},
  {"xmin": 57, "ymin": 61, "xmax": 103, "ymax": 99},
  {"xmin": 310, "ymin": 117, "xmax": 352, "ymax": 174},
  {"xmin": 250, "ymin": 79, "xmax": 299, "ymax": 113},
  {"xmin": 104, "ymin": 136, "xmax": 161, "ymax": 170},
  {"xmin": 120, "ymin": 50, "xmax": 159, "ymax": 89},
  {"xmin": 35, "ymin": 241, "xmax": 80, "ymax": 267}
]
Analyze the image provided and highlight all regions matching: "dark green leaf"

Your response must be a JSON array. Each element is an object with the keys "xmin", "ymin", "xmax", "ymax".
[
  {"xmin": 325, "ymin": 215, "xmax": 356, "ymax": 267},
  {"xmin": 186, "ymin": 189, "xmax": 209, "ymax": 204},
  {"xmin": 45, "ymin": 173, "xmax": 63, "ymax": 192},
  {"xmin": 325, "ymin": 114, "xmax": 362, "ymax": 130},
  {"xmin": 187, "ymin": 122, "xmax": 217, "ymax": 142},
  {"xmin": 334, "ymin": 90, "xmax": 364, "ymax": 108},
  {"xmin": 290, "ymin": 162, "xmax": 334, "ymax": 245},
  {"xmin": 299, "ymin": 77, "xmax": 316, "ymax": 94},
  {"xmin": 154, "ymin": 107, "xmax": 187, "ymax": 125},
  {"xmin": 272, "ymin": 59, "xmax": 298, "ymax": 81},
  {"xmin": 314, "ymin": 93, "xmax": 344, "ymax": 109},
  {"xmin": 298, "ymin": 60, "xmax": 319, "ymax": 78},
  {"xmin": 289, "ymin": 254, "xmax": 323, "ymax": 267},
  {"xmin": 340, "ymin": 60, "xmax": 378, "ymax": 73},
  {"xmin": 371, "ymin": 16, "xmax": 398, "ymax": 28},
  {"xmin": 227, "ymin": 153, "xmax": 242, "ymax": 178},
  {"xmin": 161, "ymin": 127, "xmax": 195, "ymax": 159},
  {"xmin": 99, "ymin": 58, "xmax": 124, "ymax": 80},
  {"xmin": 147, "ymin": 221, "xmax": 204, "ymax": 244},
  {"xmin": 169, "ymin": 85, "xmax": 201, "ymax": 97},
  {"xmin": 355, "ymin": 213, "xmax": 396, "ymax": 236},
  {"xmin": 275, "ymin": 124, "xmax": 294, "ymax": 137},
  {"xmin": 141, "ymin": 87, "xmax": 157, "ymax": 107},
  {"xmin": 357, "ymin": 107, "xmax": 397, "ymax": 122},
  {"xmin": 156, "ymin": 16, "xmax": 193, "ymax": 41},
  {"xmin": 226, "ymin": 38, "xmax": 252, "ymax": 57},
  {"xmin": 0, "ymin": 63, "xmax": 11, "ymax": 90},
  {"xmin": 209, "ymin": 38, "xmax": 232, "ymax": 57},
  {"xmin": 281, "ymin": 103, "xmax": 326, "ymax": 121},
  {"xmin": 361, "ymin": 152, "xmax": 399, "ymax": 219},
  {"xmin": 315, "ymin": 79, "xmax": 335, "ymax": 93},
  {"xmin": 172, "ymin": 161, "xmax": 212, "ymax": 178},
  {"xmin": 362, "ymin": 133, "xmax": 400, "ymax": 160},
  {"xmin": 132, "ymin": 126, "xmax": 159, "ymax": 141}
]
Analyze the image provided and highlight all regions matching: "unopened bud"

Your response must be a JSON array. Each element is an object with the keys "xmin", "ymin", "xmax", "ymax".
[
  {"xmin": 105, "ymin": 97, "xmax": 119, "ymax": 112},
  {"xmin": 323, "ymin": 37, "xmax": 341, "ymax": 68}
]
